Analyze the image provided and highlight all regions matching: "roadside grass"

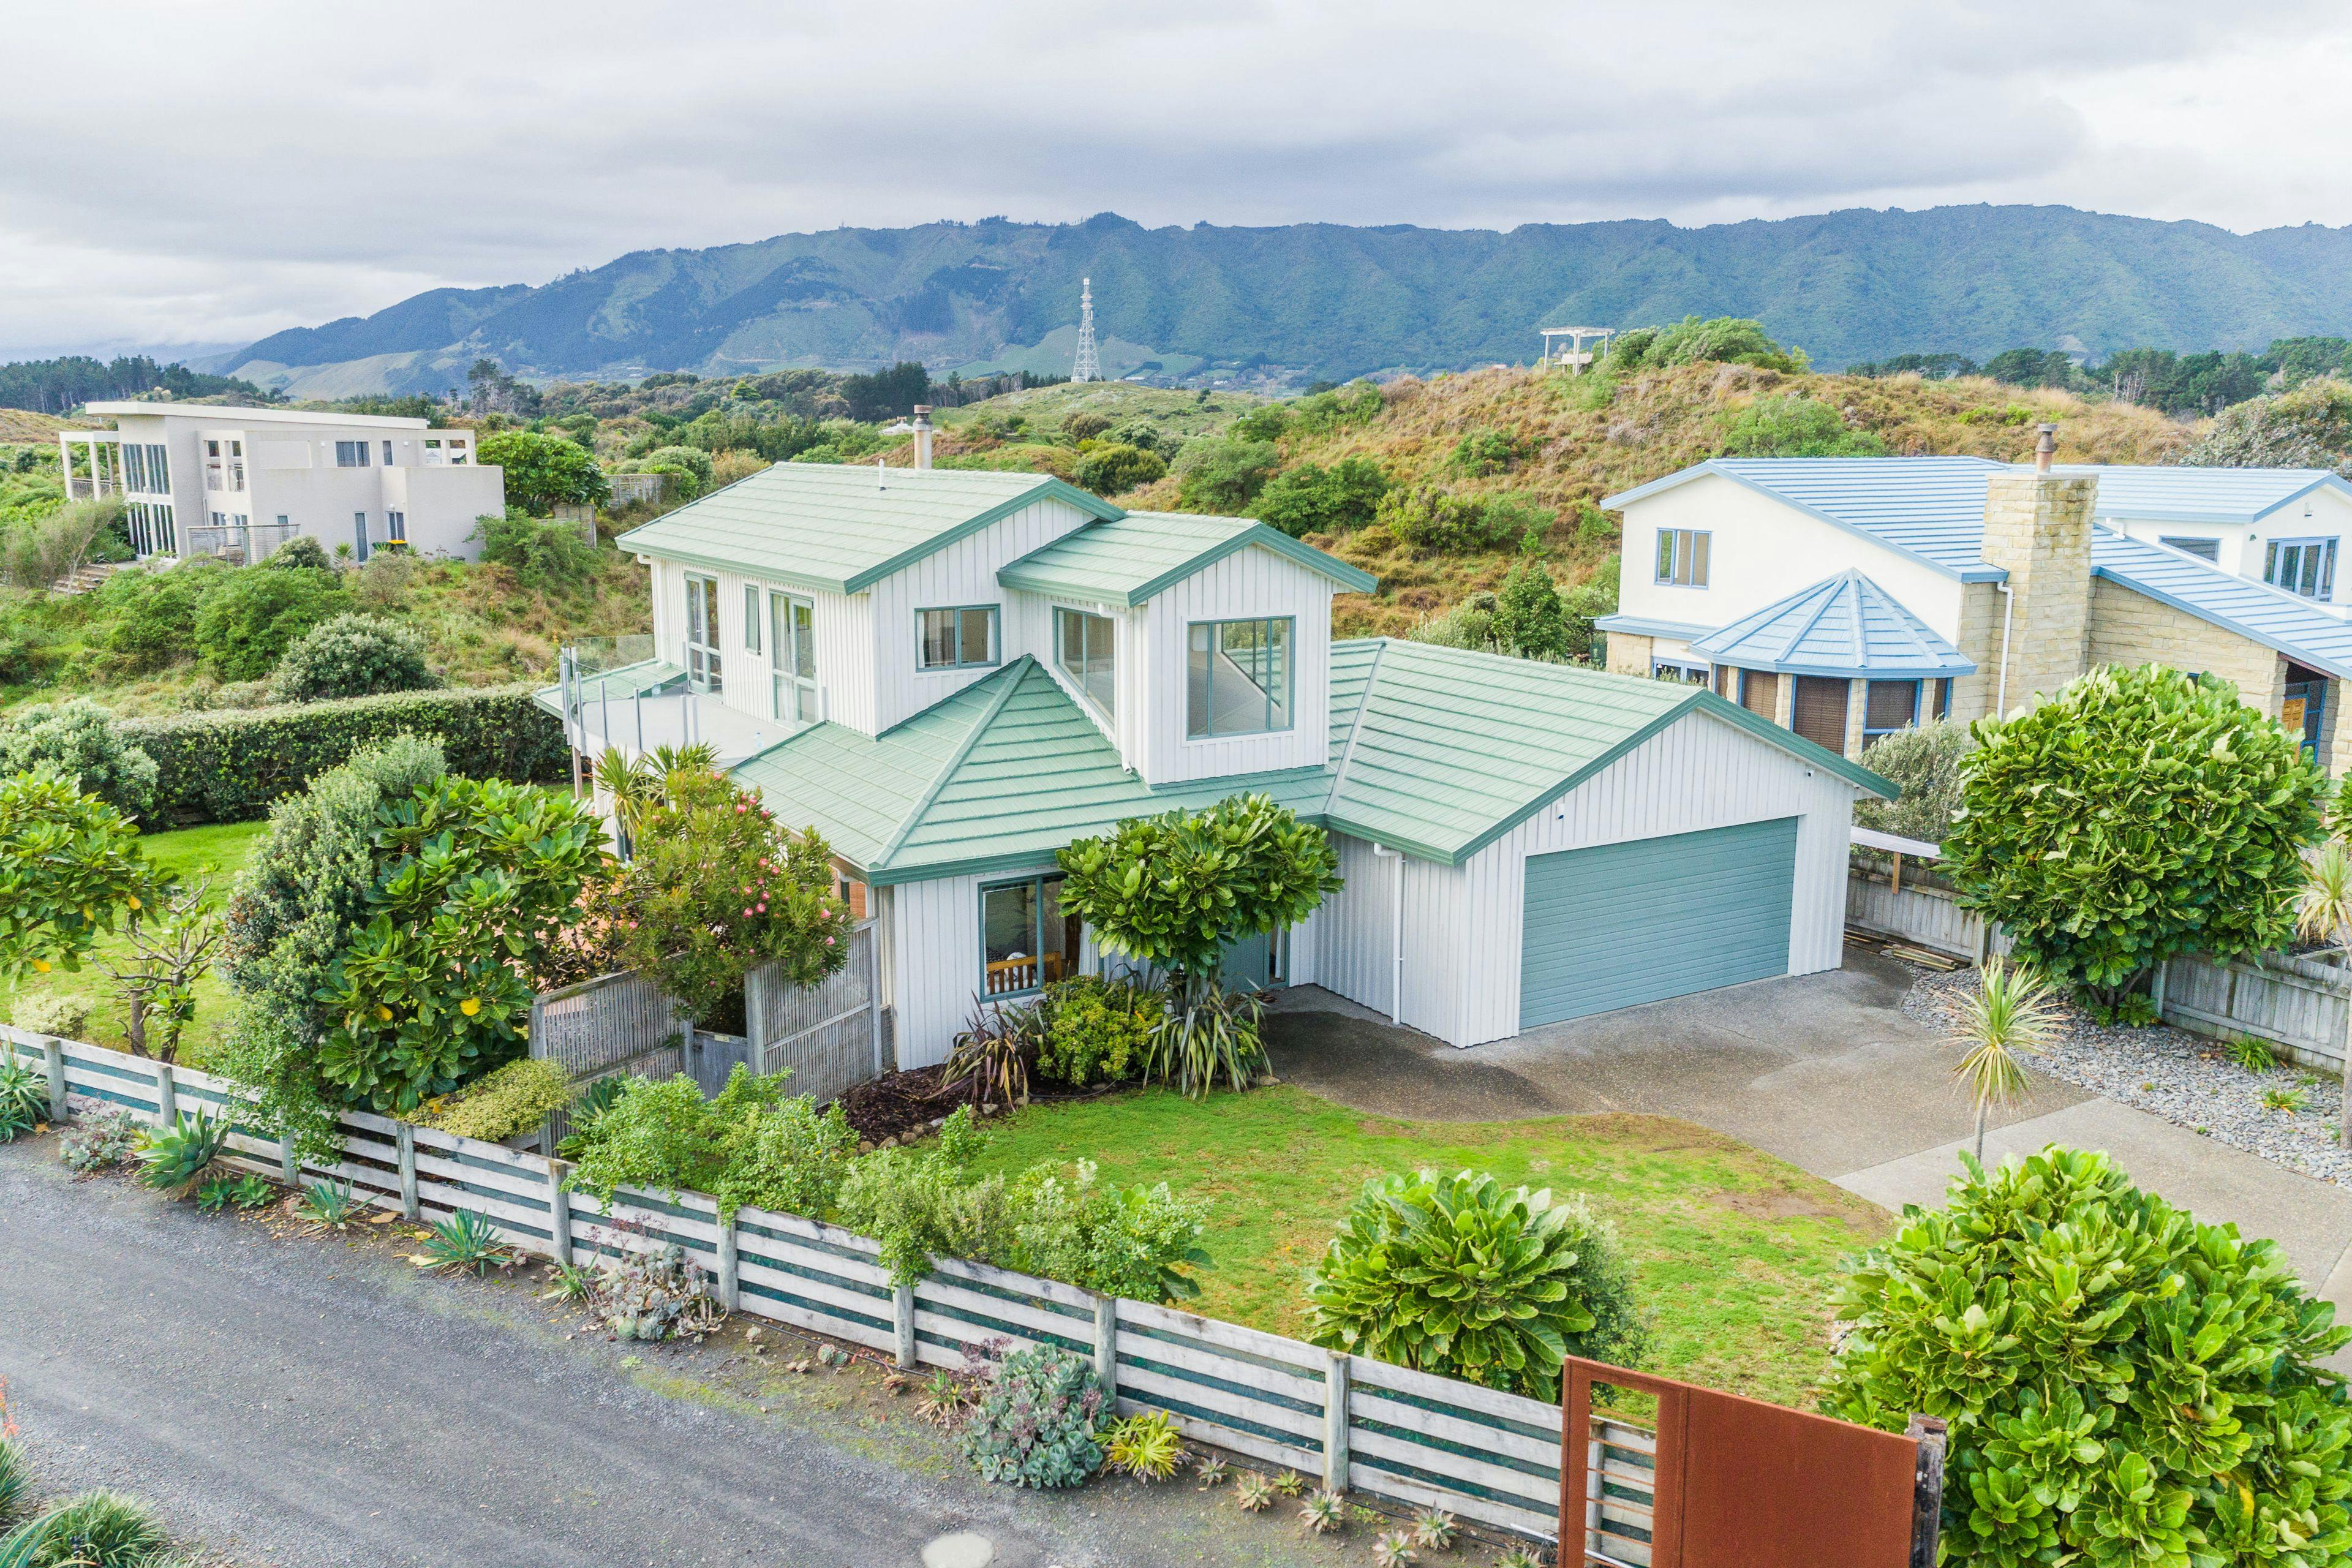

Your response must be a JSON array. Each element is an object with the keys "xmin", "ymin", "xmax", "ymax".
[
  {"xmin": 968, "ymin": 1085, "xmax": 1888, "ymax": 1409},
  {"xmin": 4, "ymin": 818, "xmax": 268, "ymax": 1069}
]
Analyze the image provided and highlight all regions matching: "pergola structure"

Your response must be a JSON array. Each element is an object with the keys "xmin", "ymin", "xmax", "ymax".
[
  {"xmin": 1539, "ymin": 326, "xmax": 1616, "ymax": 374},
  {"xmin": 55, "ymin": 429, "xmax": 122, "ymax": 500}
]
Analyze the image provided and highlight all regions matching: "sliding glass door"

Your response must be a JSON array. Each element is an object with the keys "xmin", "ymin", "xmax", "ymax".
[{"xmin": 771, "ymin": 591, "xmax": 818, "ymax": 722}]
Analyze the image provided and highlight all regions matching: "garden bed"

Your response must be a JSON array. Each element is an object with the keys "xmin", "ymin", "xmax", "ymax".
[
  {"xmin": 1902, "ymin": 965, "xmax": 2352, "ymax": 1186},
  {"xmin": 839, "ymin": 1063, "xmax": 1120, "ymax": 1146},
  {"xmin": 965, "ymin": 1084, "xmax": 1889, "ymax": 1408}
]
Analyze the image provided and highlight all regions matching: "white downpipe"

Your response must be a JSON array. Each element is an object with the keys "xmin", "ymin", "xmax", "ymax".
[
  {"xmin": 1372, "ymin": 842, "xmax": 1404, "ymax": 1026},
  {"xmin": 1994, "ymin": 582, "xmax": 2016, "ymax": 715}
]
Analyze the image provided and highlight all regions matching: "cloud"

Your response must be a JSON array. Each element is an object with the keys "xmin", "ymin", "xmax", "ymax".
[{"xmin": 3, "ymin": 0, "xmax": 2347, "ymax": 354}]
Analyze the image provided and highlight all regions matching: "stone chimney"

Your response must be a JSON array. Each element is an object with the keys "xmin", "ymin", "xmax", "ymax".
[
  {"xmin": 1979, "ymin": 426, "xmax": 2097, "ymax": 711},
  {"xmin": 912, "ymin": 405, "xmax": 933, "ymax": 470}
]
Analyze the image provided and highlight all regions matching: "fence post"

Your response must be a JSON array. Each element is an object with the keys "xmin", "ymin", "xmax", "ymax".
[
  {"xmin": 1322, "ymin": 1351, "xmax": 1351, "ymax": 1493},
  {"xmin": 1092, "ymin": 1296, "xmax": 1118, "ymax": 1402},
  {"xmin": 42, "ymin": 1038, "xmax": 67, "ymax": 1121},
  {"xmin": 546, "ymin": 1158, "xmax": 574, "ymax": 1265},
  {"xmin": 893, "ymin": 1283, "xmax": 918, "ymax": 1368},
  {"xmin": 716, "ymin": 1220, "xmax": 741, "ymax": 1312},
  {"xmin": 153, "ymin": 1061, "xmax": 177, "ymax": 1128},
  {"xmin": 2150, "ymin": 959, "xmax": 2169, "ymax": 1019},
  {"xmin": 396, "ymin": 1123, "xmax": 420, "ymax": 1219},
  {"xmin": 1906, "ymin": 1414, "xmax": 1947, "ymax": 1568},
  {"xmin": 867, "ymin": 924, "xmax": 884, "ymax": 1079},
  {"xmin": 278, "ymin": 1133, "xmax": 298, "ymax": 1184}
]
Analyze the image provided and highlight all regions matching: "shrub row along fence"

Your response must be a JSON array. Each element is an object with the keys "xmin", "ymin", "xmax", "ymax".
[{"xmin": 1, "ymin": 1027, "xmax": 1581, "ymax": 1546}]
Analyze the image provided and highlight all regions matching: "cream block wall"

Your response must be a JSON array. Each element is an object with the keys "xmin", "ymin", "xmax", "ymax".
[{"xmin": 2087, "ymin": 579, "xmax": 2288, "ymax": 714}]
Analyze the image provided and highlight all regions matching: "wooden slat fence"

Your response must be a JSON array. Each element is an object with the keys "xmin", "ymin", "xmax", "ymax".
[
  {"xmin": 745, "ymin": 919, "xmax": 884, "ymax": 1104},
  {"xmin": 2158, "ymin": 951, "xmax": 2348, "ymax": 1072},
  {"xmin": 530, "ymin": 968, "xmax": 691, "ymax": 1145},
  {"xmin": 4, "ymin": 1025, "xmax": 1585, "ymax": 1545},
  {"xmin": 1845, "ymin": 865, "xmax": 2011, "ymax": 961}
]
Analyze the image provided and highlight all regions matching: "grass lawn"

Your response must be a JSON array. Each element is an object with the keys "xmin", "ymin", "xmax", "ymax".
[
  {"xmin": 4, "ymin": 818, "xmax": 268, "ymax": 1069},
  {"xmin": 969, "ymin": 1086, "xmax": 1891, "ymax": 1409}
]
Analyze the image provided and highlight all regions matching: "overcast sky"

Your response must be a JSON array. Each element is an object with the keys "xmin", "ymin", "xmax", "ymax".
[{"xmin": 7, "ymin": 0, "xmax": 2352, "ymax": 358}]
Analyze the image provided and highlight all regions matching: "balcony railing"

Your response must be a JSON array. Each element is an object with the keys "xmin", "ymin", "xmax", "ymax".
[{"xmin": 184, "ymin": 521, "xmax": 298, "ymax": 565}]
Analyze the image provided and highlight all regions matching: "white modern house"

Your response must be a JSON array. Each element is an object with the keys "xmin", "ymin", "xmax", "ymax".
[
  {"xmin": 1597, "ymin": 442, "xmax": 2352, "ymax": 775},
  {"xmin": 56, "ymin": 402, "xmax": 505, "ymax": 564},
  {"xmin": 544, "ymin": 456, "xmax": 1894, "ymax": 1065}
]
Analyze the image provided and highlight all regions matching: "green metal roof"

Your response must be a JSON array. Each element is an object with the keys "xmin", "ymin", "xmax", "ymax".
[
  {"xmin": 733, "ymin": 639, "xmax": 1893, "ymax": 883},
  {"xmin": 996, "ymin": 511, "xmax": 1378, "ymax": 606},
  {"xmin": 614, "ymin": 463, "xmax": 1123, "ymax": 595}
]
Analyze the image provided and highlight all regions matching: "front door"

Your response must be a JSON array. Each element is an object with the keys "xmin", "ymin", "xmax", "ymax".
[
  {"xmin": 2284, "ymin": 677, "xmax": 2326, "ymax": 759},
  {"xmin": 771, "ymin": 592, "xmax": 818, "ymax": 722}
]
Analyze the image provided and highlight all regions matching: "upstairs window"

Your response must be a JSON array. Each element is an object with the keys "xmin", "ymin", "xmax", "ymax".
[
  {"xmin": 1187, "ymin": 617, "xmax": 1292, "ymax": 738},
  {"xmin": 1654, "ymin": 528, "xmax": 1710, "ymax": 587},
  {"xmin": 684, "ymin": 573, "xmax": 722, "ymax": 692},
  {"xmin": 919, "ymin": 606, "xmax": 999, "ymax": 671},
  {"xmin": 2266, "ymin": 538, "xmax": 2337, "ymax": 600},
  {"xmin": 1055, "ymin": 607, "xmax": 1116, "ymax": 715},
  {"xmin": 2160, "ymin": 535, "xmax": 2220, "ymax": 563},
  {"xmin": 334, "ymin": 440, "xmax": 371, "ymax": 468},
  {"xmin": 382, "ymin": 440, "xmax": 394, "ymax": 466}
]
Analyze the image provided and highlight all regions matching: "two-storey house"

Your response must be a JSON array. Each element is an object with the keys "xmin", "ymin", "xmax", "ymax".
[
  {"xmin": 554, "ymin": 454, "xmax": 1894, "ymax": 1065},
  {"xmin": 56, "ymin": 402, "xmax": 505, "ymax": 564}
]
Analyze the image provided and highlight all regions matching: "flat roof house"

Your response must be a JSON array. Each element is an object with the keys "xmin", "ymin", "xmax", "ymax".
[
  {"xmin": 57, "ymin": 402, "xmax": 505, "ymax": 565},
  {"xmin": 549, "ymin": 450, "xmax": 1893, "ymax": 1066},
  {"xmin": 1598, "ymin": 442, "xmax": 2352, "ymax": 774}
]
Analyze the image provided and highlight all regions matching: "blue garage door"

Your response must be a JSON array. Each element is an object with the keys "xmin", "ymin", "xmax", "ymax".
[{"xmin": 1518, "ymin": 816, "xmax": 1799, "ymax": 1029}]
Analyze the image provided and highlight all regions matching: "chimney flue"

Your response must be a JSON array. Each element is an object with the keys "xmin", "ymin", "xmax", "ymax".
[
  {"xmin": 912, "ymin": 404, "xmax": 933, "ymax": 471},
  {"xmin": 2034, "ymin": 423, "xmax": 2058, "ymax": 473}
]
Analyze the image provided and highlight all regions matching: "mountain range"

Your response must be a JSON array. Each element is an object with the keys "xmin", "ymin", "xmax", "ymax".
[{"xmin": 220, "ymin": 205, "xmax": 2352, "ymax": 398}]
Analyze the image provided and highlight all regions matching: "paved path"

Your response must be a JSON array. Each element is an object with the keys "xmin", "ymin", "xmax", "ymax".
[
  {"xmin": 1264, "ymin": 947, "xmax": 2352, "ymax": 1340},
  {"xmin": 0, "ymin": 1143, "xmax": 1335, "ymax": 1568}
]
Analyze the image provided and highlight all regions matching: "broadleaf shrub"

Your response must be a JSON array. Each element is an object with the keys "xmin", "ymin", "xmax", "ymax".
[
  {"xmin": 121, "ymin": 684, "xmax": 566, "ymax": 824},
  {"xmin": 961, "ymin": 1344, "xmax": 1107, "ymax": 1489},
  {"xmin": 1306, "ymin": 1168, "xmax": 1646, "ymax": 1396},
  {"xmin": 0, "ymin": 699, "xmax": 159, "ymax": 821},
  {"xmin": 268, "ymin": 612, "xmax": 439, "ymax": 703},
  {"xmin": 1943, "ymin": 665, "xmax": 2326, "ymax": 1008},
  {"xmin": 413, "ymin": 1057, "xmax": 574, "ymax": 1143},
  {"xmin": 1034, "ymin": 974, "xmax": 1155, "ymax": 1087},
  {"xmin": 472, "ymin": 513, "xmax": 598, "ymax": 590},
  {"xmin": 1852, "ymin": 720, "xmax": 1970, "ymax": 844},
  {"xmin": 192, "ymin": 564, "xmax": 349, "ymax": 680},
  {"xmin": 1824, "ymin": 1147, "xmax": 2352, "ymax": 1567}
]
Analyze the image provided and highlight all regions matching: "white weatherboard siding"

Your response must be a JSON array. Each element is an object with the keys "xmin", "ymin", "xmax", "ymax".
[
  {"xmin": 870, "ymin": 496, "xmax": 1096, "ymax": 731},
  {"xmin": 1306, "ymin": 833, "xmax": 1472, "ymax": 1043},
  {"xmin": 881, "ymin": 863, "xmax": 1102, "ymax": 1069},
  {"xmin": 1133, "ymin": 546, "xmax": 1334, "ymax": 785},
  {"xmin": 1618, "ymin": 472, "xmax": 1969, "ymax": 642},
  {"xmin": 652, "ymin": 557, "xmax": 874, "ymax": 736},
  {"xmin": 1452, "ymin": 710, "xmax": 1856, "ymax": 1047}
]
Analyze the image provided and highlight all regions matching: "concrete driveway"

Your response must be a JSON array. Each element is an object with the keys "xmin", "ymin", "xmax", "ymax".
[{"xmin": 1264, "ymin": 944, "xmax": 2352, "ymax": 1311}]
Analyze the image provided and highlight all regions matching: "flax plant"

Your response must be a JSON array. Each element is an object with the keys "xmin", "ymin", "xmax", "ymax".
[{"xmin": 1951, "ymin": 957, "xmax": 2058, "ymax": 1164}]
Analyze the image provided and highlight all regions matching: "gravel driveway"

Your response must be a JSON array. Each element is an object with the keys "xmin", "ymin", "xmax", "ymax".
[{"xmin": 0, "ymin": 1139, "xmax": 1342, "ymax": 1568}]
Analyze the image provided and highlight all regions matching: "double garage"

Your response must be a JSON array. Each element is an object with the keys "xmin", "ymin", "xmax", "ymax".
[{"xmin": 1296, "ymin": 701, "xmax": 1886, "ymax": 1049}]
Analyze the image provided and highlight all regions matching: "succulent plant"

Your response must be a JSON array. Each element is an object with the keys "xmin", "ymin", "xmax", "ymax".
[
  {"xmin": 1374, "ymin": 1531, "xmax": 1419, "ymax": 1567},
  {"xmin": 195, "ymin": 1175, "xmax": 239, "ymax": 1213},
  {"xmin": 1495, "ymin": 1547, "xmax": 1543, "ymax": 1568},
  {"xmin": 136, "ymin": 1111, "xmax": 231, "ymax": 1197},
  {"xmin": 1412, "ymin": 1507, "xmax": 1458, "ymax": 1550},
  {"xmin": 421, "ymin": 1208, "xmax": 509, "ymax": 1275},
  {"xmin": 1273, "ymin": 1470, "xmax": 1306, "ymax": 1497},
  {"xmin": 1194, "ymin": 1455, "xmax": 1230, "ymax": 1488},
  {"xmin": 0, "ymin": 1059, "xmax": 47, "ymax": 1141},
  {"xmin": 1234, "ymin": 1472, "xmax": 1275, "ymax": 1512},
  {"xmin": 1106, "ymin": 1411, "xmax": 1186, "ymax": 1480},
  {"xmin": 1300, "ymin": 1489, "xmax": 1346, "ymax": 1534},
  {"xmin": 58, "ymin": 1109, "xmax": 141, "ymax": 1175},
  {"xmin": 231, "ymin": 1174, "xmax": 276, "ymax": 1208},
  {"xmin": 296, "ymin": 1178, "xmax": 363, "ymax": 1229}
]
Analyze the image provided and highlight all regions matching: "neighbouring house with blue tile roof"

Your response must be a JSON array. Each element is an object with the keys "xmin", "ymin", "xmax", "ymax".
[
  {"xmin": 1597, "ymin": 445, "xmax": 2352, "ymax": 773},
  {"xmin": 541, "ymin": 434, "xmax": 1895, "ymax": 1065}
]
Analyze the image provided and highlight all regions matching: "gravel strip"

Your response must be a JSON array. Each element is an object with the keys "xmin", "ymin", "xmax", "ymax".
[{"xmin": 1902, "ymin": 965, "xmax": 2352, "ymax": 1186}]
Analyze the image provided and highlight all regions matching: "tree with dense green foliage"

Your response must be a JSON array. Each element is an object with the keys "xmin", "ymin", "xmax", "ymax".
[
  {"xmin": 311, "ymin": 774, "xmax": 605, "ymax": 1112},
  {"xmin": 0, "ymin": 699, "xmax": 157, "ymax": 821},
  {"xmin": 0, "ymin": 770, "xmax": 153, "ymax": 985},
  {"xmin": 1851, "ymin": 720, "xmax": 1971, "ymax": 844},
  {"xmin": 1252, "ymin": 456, "xmax": 1389, "ymax": 538},
  {"xmin": 2185, "ymin": 378, "xmax": 2352, "ymax": 476},
  {"xmin": 95, "ymin": 560, "xmax": 227, "ymax": 671},
  {"xmin": 1071, "ymin": 442, "xmax": 1166, "ymax": 496},
  {"xmin": 1375, "ymin": 486, "xmax": 1523, "ymax": 553},
  {"xmin": 268, "ymin": 613, "xmax": 438, "ymax": 703},
  {"xmin": 1491, "ymin": 552, "xmax": 1572, "ymax": 660},
  {"xmin": 0, "ymin": 497, "xmax": 124, "ymax": 590},
  {"xmin": 1610, "ymin": 316, "xmax": 1802, "ymax": 374},
  {"xmin": 604, "ymin": 765, "xmax": 851, "ymax": 1014},
  {"xmin": 1943, "ymin": 665, "xmax": 2328, "ymax": 1016},
  {"xmin": 474, "ymin": 430, "xmax": 609, "ymax": 515},
  {"xmin": 1717, "ymin": 394, "xmax": 1886, "ymax": 457},
  {"xmin": 1171, "ymin": 437, "xmax": 1280, "ymax": 513},
  {"xmin": 265, "ymin": 535, "xmax": 333, "ymax": 572},
  {"xmin": 617, "ymin": 443, "xmax": 717, "ymax": 500},
  {"xmin": 471, "ymin": 512, "xmax": 598, "ymax": 590},
  {"xmin": 192, "ymin": 564, "xmax": 349, "ymax": 681},
  {"xmin": 1825, "ymin": 1147, "xmax": 2352, "ymax": 1568},
  {"xmin": 1307, "ymin": 1168, "xmax": 1646, "ymax": 1396},
  {"xmin": 0, "ymin": 353, "xmax": 267, "ymax": 414}
]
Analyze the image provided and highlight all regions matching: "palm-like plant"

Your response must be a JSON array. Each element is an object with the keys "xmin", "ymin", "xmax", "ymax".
[
  {"xmin": 593, "ymin": 743, "xmax": 718, "ymax": 858},
  {"xmin": 1950, "ymin": 957, "xmax": 2058, "ymax": 1164},
  {"xmin": 2296, "ymin": 838, "xmax": 2352, "ymax": 1146}
]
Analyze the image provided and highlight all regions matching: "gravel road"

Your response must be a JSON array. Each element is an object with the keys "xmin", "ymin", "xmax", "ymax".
[{"xmin": 0, "ymin": 1139, "xmax": 1340, "ymax": 1568}]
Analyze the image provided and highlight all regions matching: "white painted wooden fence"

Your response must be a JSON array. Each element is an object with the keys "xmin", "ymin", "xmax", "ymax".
[{"xmin": 2, "ymin": 1027, "xmax": 1600, "ymax": 1545}]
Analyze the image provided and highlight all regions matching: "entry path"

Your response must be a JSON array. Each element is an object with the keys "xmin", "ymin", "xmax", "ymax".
[
  {"xmin": 0, "ymin": 1143, "xmax": 1331, "ymax": 1568},
  {"xmin": 1264, "ymin": 946, "xmax": 2352, "ymax": 1344}
]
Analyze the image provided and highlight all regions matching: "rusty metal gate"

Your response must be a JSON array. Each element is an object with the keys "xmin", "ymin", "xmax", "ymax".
[{"xmin": 1561, "ymin": 1357, "xmax": 1945, "ymax": 1568}]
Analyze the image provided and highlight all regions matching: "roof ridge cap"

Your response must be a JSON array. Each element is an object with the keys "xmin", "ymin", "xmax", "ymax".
[{"xmin": 1325, "ymin": 637, "xmax": 1392, "ymax": 810}]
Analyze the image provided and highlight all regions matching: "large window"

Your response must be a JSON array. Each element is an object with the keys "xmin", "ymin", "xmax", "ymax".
[
  {"xmin": 981, "ymin": 874, "xmax": 1077, "ymax": 997},
  {"xmin": 2266, "ymin": 538, "xmax": 2337, "ymax": 600},
  {"xmin": 1055, "ymin": 607, "xmax": 1116, "ymax": 715},
  {"xmin": 333, "ymin": 440, "xmax": 371, "ymax": 469},
  {"xmin": 1187, "ymin": 617, "xmax": 1292, "ymax": 738},
  {"xmin": 1792, "ymin": 676, "xmax": 1849, "ymax": 754},
  {"xmin": 1649, "ymin": 657, "xmax": 1710, "ymax": 684},
  {"xmin": 1654, "ymin": 528, "xmax": 1711, "ymax": 587},
  {"xmin": 919, "ymin": 606, "xmax": 999, "ymax": 671},
  {"xmin": 770, "ymin": 591, "xmax": 816, "ymax": 722},
  {"xmin": 126, "ymin": 502, "xmax": 176, "ymax": 557},
  {"xmin": 685, "ymin": 573, "xmax": 722, "ymax": 692},
  {"xmin": 123, "ymin": 442, "xmax": 169, "ymax": 493}
]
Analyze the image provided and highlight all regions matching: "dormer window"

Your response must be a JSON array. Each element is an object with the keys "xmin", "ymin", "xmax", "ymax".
[
  {"xmin": 1187, "ymin": 617, "xmax": 1292, "ymax": 738},
  {"xmin": 2266, "ymin": 538, "xmax": 2336, "ymax": 600},
  {"xmin": 1055, "ymin": 607, "xmax": 1115, "ymax": 715}
]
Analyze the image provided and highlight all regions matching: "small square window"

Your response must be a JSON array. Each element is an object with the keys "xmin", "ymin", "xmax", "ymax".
[
  {"xmin": 1654, "ymin": 529, "xmax": 1710, "ymax": 587},
  {"xmin": 918, "ymin": 606, "xmax": 999, "ymax": 670}
]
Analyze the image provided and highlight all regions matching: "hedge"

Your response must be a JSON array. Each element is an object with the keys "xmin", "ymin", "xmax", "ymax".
[{"xmin": 121, "ymin": 684, "xmax": 570, "ymax": 824}]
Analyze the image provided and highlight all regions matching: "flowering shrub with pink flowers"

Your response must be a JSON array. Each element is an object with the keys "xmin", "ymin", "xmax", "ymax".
[{"xmin": 604, "ymin": 766, "xmax": 851, "ymax": 1012}]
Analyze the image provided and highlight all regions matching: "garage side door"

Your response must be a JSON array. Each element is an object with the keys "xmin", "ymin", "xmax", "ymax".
[{"xmin": 1519, "ymin": 816, "xmax": 1800, "ymax": 1030}]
